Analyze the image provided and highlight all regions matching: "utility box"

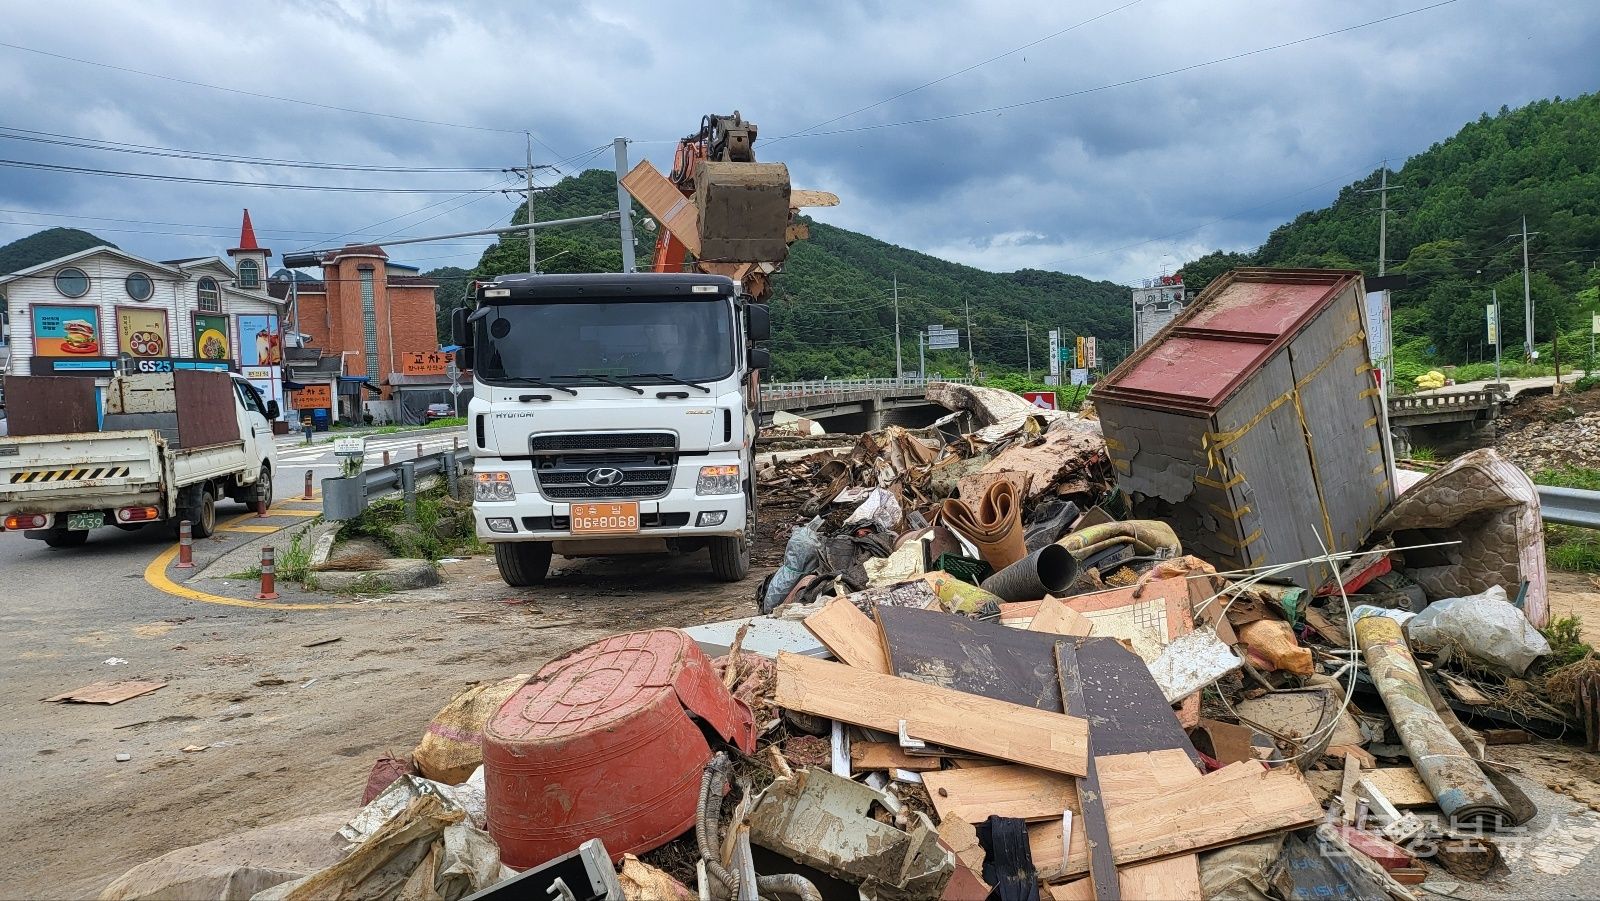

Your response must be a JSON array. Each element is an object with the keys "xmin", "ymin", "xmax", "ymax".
[{"xmin": 1094, "ymin": 269, "xmax": 1395, "ymax": 588}]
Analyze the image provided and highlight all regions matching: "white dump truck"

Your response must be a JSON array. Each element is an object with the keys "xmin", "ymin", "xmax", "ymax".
[{"xmin": 0, "ymin": 369, "xmax": 278, "ymax": 546}]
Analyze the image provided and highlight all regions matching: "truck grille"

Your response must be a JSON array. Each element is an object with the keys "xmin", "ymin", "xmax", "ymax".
[
  {"xmin": 531, "ymin": 432, "xmax": 678, "ymax": 501},
  {"xmin": 523, "ymin": 512, "xmax": 691, "ymax": 531}
]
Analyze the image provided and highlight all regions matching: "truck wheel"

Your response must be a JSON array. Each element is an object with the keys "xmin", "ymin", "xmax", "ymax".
[
  {"xmin": 43, "ymin": 529, "xmax": 89, "ymax": 548},
  {"xmin": 495, "ymin": 542, "xmax": 552, "ymax": 587},
  {"xmin": 709, "ymin": 535, "xmax": 750, "ymax": 583},
  {"xmin": 178, "ymin": 485, "xmax": 218, "ymax": 539}
]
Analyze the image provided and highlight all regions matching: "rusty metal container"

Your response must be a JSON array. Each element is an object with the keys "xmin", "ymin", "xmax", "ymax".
[
  {"xmin": 483, "ymin": 628, "xmax": 755, "ymax": 868},
  {"xmin": 1094, "ymin": 269, "xmax": 1395, "ymax": 588}
]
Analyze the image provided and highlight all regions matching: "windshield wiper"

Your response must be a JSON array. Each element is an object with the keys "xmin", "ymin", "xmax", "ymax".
[
  {"xmin": 632, "ymin": 372, "xmax": 711, "ymax": 394},
  {"xmin": 502, "ymin": 377, "xmax": 577, "ymax": 396},
  {"xmin": 547, "ymin": 373, "xmax": 644, "ymax": 395}
]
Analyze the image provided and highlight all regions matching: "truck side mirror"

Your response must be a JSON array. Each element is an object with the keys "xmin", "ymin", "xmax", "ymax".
[
  {"xmin": 457, "ymin": 347, "xmax": 475, "ymax": 371},
  {"xmin": 451, "ymin": 307, "xmax": 472, "ymax": 348},
  {"xmin": 265, "ymin": 400, "xmax": 281, "ymax": 419},
  {"xmin": 748, "ymin": 347, "xmax": 771, "ymax": 371},
  {"xmin": 745, "ymin": 303, "xmax": 771, "ymax": 343}
]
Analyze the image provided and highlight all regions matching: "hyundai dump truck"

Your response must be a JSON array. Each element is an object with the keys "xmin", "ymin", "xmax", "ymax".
[
  {"xmin": 454, "ymin": 272, "xmax": 770, "ymax": 586},
  {"xmin": 0, "ymin": 369, "xmax": 279, "ymax": 547}
]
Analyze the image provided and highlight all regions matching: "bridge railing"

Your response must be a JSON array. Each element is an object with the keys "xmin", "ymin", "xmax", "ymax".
[
  {"xmin": 1388, "ymin": 388, "xmax": 1503, "ymax": 414},
  {"xmin": 759, "ymin": 377, "xmax": 968, "ymax": 399}
]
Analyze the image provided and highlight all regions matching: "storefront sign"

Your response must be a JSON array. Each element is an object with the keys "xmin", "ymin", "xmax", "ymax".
[
  {"xmin": 116, "ymin": 306, "xmax": 170, "ymax": 358},
  {"xmin": 32, "ymin": 305, "xmax": 102, "ymax": 357},
  {"xmin": 401, "ymin": 350, "xmax": 453, "ymax": 376},
  {"xmin": 293, "ymin": 384, "xmax": 333, "ymax": 408},
  {"xmin": 193, "ymin": 314, "xmax": 231, "ymax": 361},
  {"xmin": 238, "ymin": 314, "xmax": 281, "ymax": 366}
]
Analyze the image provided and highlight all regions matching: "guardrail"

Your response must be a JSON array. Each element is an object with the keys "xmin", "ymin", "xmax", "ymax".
[
  {"xmin": 1388, "ymin": 388, "xmax": 1504, "ymax": 414},
  {"xmin": 322, "ymin": 448, "xmax": 471, "ymax": 520},
  {"xmin": 361, "ymin": 448, "xmax": 470, "ymax": 497},
  {"xmin": 1539, "ymin": 485, "xmax": 1600, "ymax": 530},
  {"xmin": 759, "ymin": 377, "xmax": 969, "ymax": 399}
]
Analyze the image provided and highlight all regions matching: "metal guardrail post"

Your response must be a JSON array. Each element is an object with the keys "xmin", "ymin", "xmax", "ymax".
[
  {"xmin": 400, "ymin": 462, "xmax": 417, "ymax": 521},
  {"xmin": 440, "ymin": 451, "xmax": 459, "ymax": 498}
]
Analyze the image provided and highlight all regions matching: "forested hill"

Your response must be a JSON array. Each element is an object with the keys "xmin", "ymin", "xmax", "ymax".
[
  {"xmin": 435, "ymin": 169, "xmax": 1130, "ymax": 381},
  {"xmin": 1181, "ymin": 94, "xmax": 1600, "ymax": 372},
  {"xmin": 0, "ymin": 227, "xmax": 112, "ymax": 275}
]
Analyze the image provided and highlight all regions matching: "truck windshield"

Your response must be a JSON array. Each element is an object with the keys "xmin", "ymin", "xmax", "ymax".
[{"xmin": 475, "ymin": 298, "xmax": 735, "ymax": 386}]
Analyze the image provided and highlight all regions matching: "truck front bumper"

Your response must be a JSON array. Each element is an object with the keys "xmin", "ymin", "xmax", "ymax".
[{"xmin": 473, "ymin": 485, "xmax": 748, "ymax": 542}]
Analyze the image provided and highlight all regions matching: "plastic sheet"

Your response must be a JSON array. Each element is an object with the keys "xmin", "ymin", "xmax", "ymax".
[
  {"xmin": 843, "ymin": 487, "xmax": 903, "ymax": 534},
  {"xmin": 1406, "ymin": 585, "xmax": 1551, "ymax": 675},
  {"xmin": 762, "ymin": 517, "xmax": 824, "ymax": 614}
]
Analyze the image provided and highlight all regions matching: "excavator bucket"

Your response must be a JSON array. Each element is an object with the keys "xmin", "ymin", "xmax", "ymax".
[{"xmin": 694, "ymin": 161, "xmax": 792, "ymax": 263}]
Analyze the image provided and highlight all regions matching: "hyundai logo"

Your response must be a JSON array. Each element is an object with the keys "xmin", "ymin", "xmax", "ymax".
[{"xmin": 585, "ymin": 467, "xmax": 625, "ymax": 487}]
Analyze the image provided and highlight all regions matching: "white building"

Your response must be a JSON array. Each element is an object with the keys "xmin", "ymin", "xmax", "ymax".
[
  {"xmin": 0, "ymin": 211, "xmax": 286, "ymax": 399},
  {"xmin": 1132, "ymin": 274, "xmax": 1188, "ymax": 348}
]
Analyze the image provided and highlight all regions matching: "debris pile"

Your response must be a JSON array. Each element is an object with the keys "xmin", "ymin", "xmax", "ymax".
[{"xmin": 96, "ymin": 269, "xmax": 1591, "ymax": 900}]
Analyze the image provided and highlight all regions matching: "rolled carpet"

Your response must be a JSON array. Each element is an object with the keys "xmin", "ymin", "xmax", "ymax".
[{"xmin": 940, "ymin": 479, "xmax": 1027, "ymax": 571}]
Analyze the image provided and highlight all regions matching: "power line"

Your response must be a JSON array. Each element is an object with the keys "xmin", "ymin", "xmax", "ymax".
[
  {"xmin": 0, "ymin": 125, "xmax": 508, "ymax": 173},
  {"xmin": 781, "ymin": 1, "xmax": 1460, "ymax": 139},
  {"xmin": 772, "ymin": 0, "xmax": 1145, "ymax": 142},
  {"xmin": 0, "ymin": 39, "xmax": 566, "ymax": 153},
  {"xmin": 0, "ymin": 157, "xmax": 513, "ymax": 193}
]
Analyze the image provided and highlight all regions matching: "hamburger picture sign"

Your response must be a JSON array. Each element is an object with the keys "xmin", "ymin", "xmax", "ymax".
[{"xmin": 32, "ymin": 305, "xmax": 102, "ymax": 357}]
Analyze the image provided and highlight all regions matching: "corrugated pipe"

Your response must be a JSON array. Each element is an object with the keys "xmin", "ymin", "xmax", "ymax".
[
  {"xmin": 979, "ymin": 543, "xmax": 1078, "ymax": 602},
  {"xmin": 696, "ymin": 753, "xmax": 738, "ymax": 896}
]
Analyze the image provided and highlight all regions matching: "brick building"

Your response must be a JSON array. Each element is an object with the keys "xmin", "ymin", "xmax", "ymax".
[{"xmin": 270, "ymin": 244, "xmax": 442, "ymax": 425}]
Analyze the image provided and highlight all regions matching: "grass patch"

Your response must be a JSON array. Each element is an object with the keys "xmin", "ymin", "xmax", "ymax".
[
  {"xmin": 341, "ymin": 482, "xmax": 474, "ymax": 562},
  {"xmin": 1535, "ymin": 465, "xmax": 1600, "ymax": 491},
  {"xmin": 425, "ymin": 417, "xmax": 467, "ymax": 428},
  {"xmin": 1542, "ymin": 615, "xmax": 1595, "ymax": 668},
  {"xmin": 1547, "ymin": 525, "xmax": 1600, "ymax": 572},
  {"xmin": 1407, "ymin": 445, "xmax": 1438, "ymax": 462}
]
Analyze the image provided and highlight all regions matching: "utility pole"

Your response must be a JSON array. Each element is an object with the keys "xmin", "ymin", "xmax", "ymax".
[
  {"xmin": 509, "ymin": 135, "xmax": 555, "ymax": 274},
  {"xmin": 1359, "ymin": 161, "xmax": 1403, "ymax": 386},
  {"xmin": 964, "ymin": 297, "xmax": 975, "ymax": 378},
  {"xmin": 918, "ymin": 331, "xmax": 926, "ymax": 384},
  {"xmin": 893, "ymin": 274, "xmax": 903, "ymax": 381},
  {"xmin": 1492, "ymin": 288, "xmax": 1502, "ymax": 385},
  {"xmin": 614, "ymin": 137, "xmax": 636, "ymax": 272},
  {"xmin": 1024, "ymin": 322, "xmax": 1032, "ymax": 380},
  {"xmin": 1520, "ymin": 216, "xmax": 1536, "ymax": 360}
]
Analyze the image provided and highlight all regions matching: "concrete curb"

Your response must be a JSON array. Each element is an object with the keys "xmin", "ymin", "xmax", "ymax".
[{"xmin": 195, "ymin": 517, "xmax": 326, "ymax": 580}]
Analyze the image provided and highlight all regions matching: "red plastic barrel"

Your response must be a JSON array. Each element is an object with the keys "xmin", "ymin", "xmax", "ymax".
[{"xmin": 483, "ymin": 628, "xmax": 755, "ymax": 868}]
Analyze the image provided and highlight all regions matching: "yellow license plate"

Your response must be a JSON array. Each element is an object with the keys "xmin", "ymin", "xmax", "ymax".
[{"xmin": 570, "ymin": 502, "xmax": 639, "ymax": 534}]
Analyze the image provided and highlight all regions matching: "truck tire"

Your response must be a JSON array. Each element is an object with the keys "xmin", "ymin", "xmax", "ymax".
[
  {"xmin": 251, "ymin": 464, "xmax": 273, "ymax": 511},
  {"xmin": 709, "ymin": 535, "xmax": 750, "ymax": 582},
  {"xmin": 178, "ymin": 484, "xmax": 218, "ymax": 539},
  {"xmin": 495, "ymin": 542, "xmax": 552, "ymax": 587},
  {"xmin": 43, "ymin": 529, "xmax": 89, "ymax": 548}
]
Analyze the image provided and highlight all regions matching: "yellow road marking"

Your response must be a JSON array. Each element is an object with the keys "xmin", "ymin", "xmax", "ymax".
[
  {"xmin": 142, "ymin": 543, "xmax": 338, "ymax": 611},
  {"xmin": 220, "ymin": 524, "xmax": 281, "ymax": 534},
  {"xmin": 267, "ymin": 509, "xmax": 320, "ymax": 517}
]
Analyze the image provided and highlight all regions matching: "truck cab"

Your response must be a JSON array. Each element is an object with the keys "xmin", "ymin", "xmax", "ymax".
[{"xmin": 454, "ymin": 272, "xmax": 771, "ymax": 586}]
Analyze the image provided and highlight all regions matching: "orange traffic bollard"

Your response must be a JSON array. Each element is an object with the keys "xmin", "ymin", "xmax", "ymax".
[
  {"xmin": 416, "ymin": 442, "xmax": 423, "ymax": 458},
  {"xmin": 176, "ymin": 520, "xmax": 194, "ymax": 569},
  {"xmin": 303, "ymin": 470, "xmax": 314, "ymax": 500},
  {"xmin": 383, "ymin": 449, "xmax": 391, "ymax": 466},
  {"xmin": 256, "ymin": 546, "xmax": 279, "ymax": 600},
  {"xmin": 256, "ymin": 496, "xmax": 268, "ymax": 518}
]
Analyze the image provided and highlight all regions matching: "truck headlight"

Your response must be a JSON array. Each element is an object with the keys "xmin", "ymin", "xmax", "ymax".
[
  {"xmin": 696, "ymin": 464, "xmax": 741, "ymax": 495},
  {"xmin": 475, "ymin": 471, "xmax": 515, "ymax": 501}
]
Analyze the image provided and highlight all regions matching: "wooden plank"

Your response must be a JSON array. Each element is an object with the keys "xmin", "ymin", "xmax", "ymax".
[
  {"xmin": 620, "ymin": 160, "xmax": 701, "ymax": 256},
  {"xmin": 1306, "ymin": 767, "xmax": 1435, "ymax": 807},
  {"xmin": 1339, "ymin": 750, "xmax": 1363, "ymax": 824},
  {"xmin": 850, "ymin": 742, "xmax": 941, "ymax": 773},
  {"xmin": 1027, "ymin": 762, "xmax": 1322, "ymax": 876},
  {"xmin": 878, "ymin": 604, "xmax": 1062, "ymax": 709},
  {"xmin": 789, "ymin": 189, "xmax": 840, "ymax": 208},
  {"xmin": 1075, "ymin": 636, "xmax": 1199, "ymax": 763},
  {"xmin": 802, "ymin": 596, "xmax": 888, "ymax": 673},
  {"xmin": 1029, "ymin": 596, "xmax": 1094, "ymax": 637},
  {"xmin": 924, "ymin": 765, "xmax": 1079, "ymax": 824},
  {"xmin": 1057, "ymin": 642, "xmax": 1118, "ymax": 900},
  {"xmin": 45, "ymin": 680, "xmax": 167, "ymax": 704},
  {"xmin": 774, "ymin": 652, "xmax": 1089, "ymax": 776}
]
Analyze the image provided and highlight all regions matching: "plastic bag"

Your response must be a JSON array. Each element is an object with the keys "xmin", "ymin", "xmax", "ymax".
[
  {"xmin": 413, "ymin": 675, "xmax": 530, "ymax": 784},
  {"xmin": 1405, "ymin": 585, "xmax": 1551, "ymax": 675},
  {"xmin": 762, "ymin": 517, "xmax": 823, "ymax": 613},
  {"xmin": 843, "ymin": 487, "xmax": 903, "ymax": 534}
]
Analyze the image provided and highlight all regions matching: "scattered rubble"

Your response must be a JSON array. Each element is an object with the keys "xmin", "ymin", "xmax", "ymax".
[{"xmin": 89, "ymin": 271, "xmax": 1600, "ymax": 900}]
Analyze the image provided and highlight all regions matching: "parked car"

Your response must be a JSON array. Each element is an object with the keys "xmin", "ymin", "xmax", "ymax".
[{"xmin": 424, "ymin": 403, "xmax": 453, "ymax": 421}]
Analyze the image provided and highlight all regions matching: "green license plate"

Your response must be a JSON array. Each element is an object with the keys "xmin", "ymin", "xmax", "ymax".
[{"xmin": 67, "ymin": 511, "xmax": 104, "ymax": 531}]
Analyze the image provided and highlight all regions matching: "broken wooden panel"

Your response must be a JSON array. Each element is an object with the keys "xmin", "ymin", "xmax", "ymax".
[
  {"xmin": 1027, "ymin": 596, "xmax": 1094, "ymax": 637},
  {"xmin": 621, "ymin": 160, "xmax": 701, "ymax": 257},
  {"xmin": 924, "ymin": 749, "xmax": 1200, "ymax": 826},
  {"xmin": 45, "ymin": 680, "xmax": 167, "ymax": 704},
  {"xmin": 774, "ymin": 653, "xmax": 1089, "ymax": 777},
  {"xmin": 850, "ymin": 742, "xmax": 941, "ymax": 774},
  {"xmin": 803, "ymin": 596, "xmax": 889, "ymax": 673},
  {"xmin": 1064, "ymin": 578, "xmax": 1195, "ymax": 666},
  {"xmin": 1305, "ymin": 767, "xmax": 1434, "ymax": 807}
]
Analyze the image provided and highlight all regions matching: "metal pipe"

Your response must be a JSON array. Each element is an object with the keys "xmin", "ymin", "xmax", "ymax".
[
  {"xmin": 1355, "ymin": 615, "xmax": 1511, "ymax": 828},
  {"xmin": 696, "ymin": 753, "xmax": 738, "ymax": 896}
]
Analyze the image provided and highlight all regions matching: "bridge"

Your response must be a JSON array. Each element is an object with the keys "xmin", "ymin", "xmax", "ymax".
[{"xmin": 758, "ymin": 378, "xmax": 965, "ymax": 431}]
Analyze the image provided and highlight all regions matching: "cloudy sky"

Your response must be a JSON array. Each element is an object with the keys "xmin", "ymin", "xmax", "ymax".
[{"xmin": 0, "ymin": 0, "xmax": 1594, "ymax": 285}]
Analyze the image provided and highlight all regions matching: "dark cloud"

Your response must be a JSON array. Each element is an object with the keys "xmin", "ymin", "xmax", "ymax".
[{"xmin": 0, "ymin": 0, "xmax": 1594, "ymax": 282}]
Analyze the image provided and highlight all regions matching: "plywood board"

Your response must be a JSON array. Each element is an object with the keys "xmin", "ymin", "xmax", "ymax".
[
  {"xmin": 1305, "ymin": 767, "xmax": 1434, "ymax": 807},
  {"xmin": 1029, "ymin": 596, "xmax": 1094, "ymax": 637},
  {"xmin": 850, "ymin": 742, "xmax": 941, "ymax": 773},
  {"xmin": 803, "ymin": 596, "xmax": 889, "ymax": 673},
  {"xmin": 1027, "ymin": 762, "xmax": 1321, "ymax": 876},
  {"xmin": 926, "ymin": 749, "xmax": 1199, "ymax": 825},
  {"xmin": 2, "ymin": 375, "xmax": 97, "ymax": 436},
  {"xmin": 879, "ymin": 605, "xmax": 1062, "ymax": 710},
  {"xmin": 621, "ymin": 160, "xmax": 701, "ymax": 256},
  {"xmin": 1065, "ymin": 578, "xmax": 1194, "ymax": 664},
  {"xmin": 774, "ymin": 652, "xmax": 1089, "ymax": 776},
  {"xmin": 45, "ymin": 680, "xmax": 167, "ymax": 704},
  {"xmin": 1049, "ymin": 861, "xmax": 1202, "ymax": 901}
]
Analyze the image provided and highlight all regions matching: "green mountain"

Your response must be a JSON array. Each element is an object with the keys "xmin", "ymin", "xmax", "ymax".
[
  {"xmin": 1182, "ymin": 93, "xmax": 1600, "ymax": 380},
  {"xmin": 439, "ymin": 170, "xmax": 1131, "ymax": 380},
  {"xmin": 0, "ymin": 227, "xmax": 112, "ymax": 275}
]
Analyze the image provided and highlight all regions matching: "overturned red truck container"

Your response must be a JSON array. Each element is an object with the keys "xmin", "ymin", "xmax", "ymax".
[
  {"xmin": 483, "ymin": 628, "xmax": 755, "ymax": 869},
  {"xmin": 1094, "ymin": 269, "xmax": 1396, "ymax": 588}
]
